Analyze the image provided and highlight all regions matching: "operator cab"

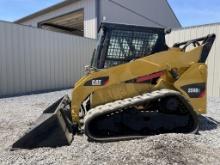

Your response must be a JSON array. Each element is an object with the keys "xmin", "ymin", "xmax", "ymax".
[{"xmin": 91, "ymin": 22, "xmax": 168, "ymax": 70}]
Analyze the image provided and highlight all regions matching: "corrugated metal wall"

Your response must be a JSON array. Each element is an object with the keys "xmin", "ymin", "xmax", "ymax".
[
  {"xmin": 0, "ymin": 21, "xmax": 96, "ymax": 98},
  {"xmin": 166, "ymin": 24, "xmax": 220, "ymax": 97},
  {"xmin": 2, "ymin": 21, "xmax": 219, "ymax": 98}
]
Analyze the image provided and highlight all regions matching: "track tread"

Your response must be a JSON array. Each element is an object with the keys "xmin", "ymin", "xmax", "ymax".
[{"xmin": 83, "ymin": 89, "xmax": 199, "ymax": 141}]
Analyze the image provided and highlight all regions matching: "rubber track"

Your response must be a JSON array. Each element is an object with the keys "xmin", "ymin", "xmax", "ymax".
[{"xmin": 83, "ymin": 89, "xmax": 199, "ymax": 142}]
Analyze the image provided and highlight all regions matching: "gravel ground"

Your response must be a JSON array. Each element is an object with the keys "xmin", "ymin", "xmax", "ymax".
[{"xmin": 0, "ymin": 90, "xmax": 220, "ymax": 165}]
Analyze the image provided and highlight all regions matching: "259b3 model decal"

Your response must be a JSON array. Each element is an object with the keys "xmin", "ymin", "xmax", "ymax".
[{"xmin": 181, "ymin": 83, "xmax": 206, "ymax": 98}]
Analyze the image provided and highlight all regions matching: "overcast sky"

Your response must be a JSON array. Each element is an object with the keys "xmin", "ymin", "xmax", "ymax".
[{"xmin": 0, "ymin": 0, "xmax": 220, "ymax": 27}]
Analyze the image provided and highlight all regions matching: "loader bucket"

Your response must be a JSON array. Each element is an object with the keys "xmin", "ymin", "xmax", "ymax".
[{"xmin": 12, "ymin": 95, "xmax": 73, "ymax": 149}]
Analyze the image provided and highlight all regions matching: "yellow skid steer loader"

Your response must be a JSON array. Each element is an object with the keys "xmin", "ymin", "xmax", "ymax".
[{"xmin": 12, "ymin": 23, "xmax": 215, "ymax": 149}]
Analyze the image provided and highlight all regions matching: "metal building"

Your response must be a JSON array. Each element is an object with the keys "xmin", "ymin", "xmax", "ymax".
[
  {"xmin": 15, "ymin": 0, "xmax": 181, "ymax": 39},
  {"xmin": 2, "ymin": 0, "xmax": 220, "ymax": 98},
  {"xmin": 166, "ymin": 23, "xmax": 220, "ymax": 97}
]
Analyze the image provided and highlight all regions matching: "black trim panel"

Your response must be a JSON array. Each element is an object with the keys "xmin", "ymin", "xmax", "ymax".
[
  {"xmin": 84, "ymin": 77, "xmax": 109, "ymax": 86},
  {"xmin": 181, "ymin": 83, "xmax": 206, "ymax": 98}
]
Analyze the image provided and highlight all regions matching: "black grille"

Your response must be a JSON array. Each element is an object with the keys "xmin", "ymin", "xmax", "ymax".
[{"xmin": 105, "ymin": 30, "xmax": 158, "ymax": 67}]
